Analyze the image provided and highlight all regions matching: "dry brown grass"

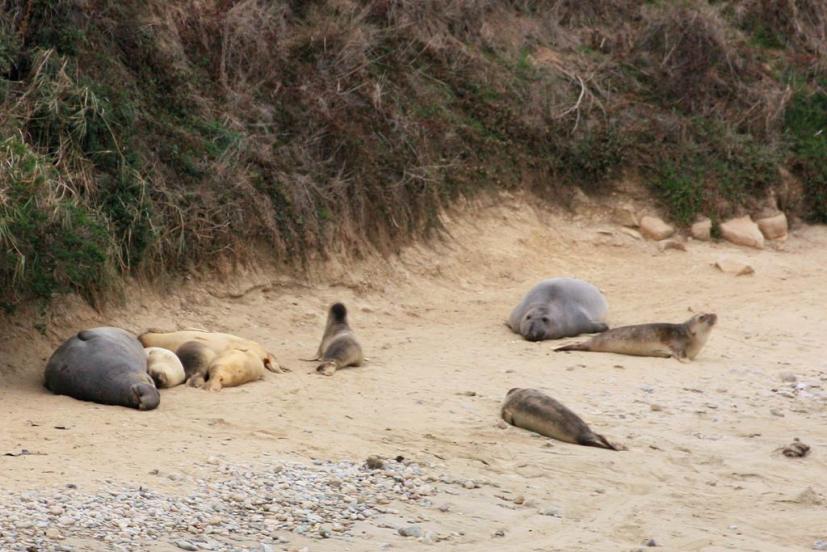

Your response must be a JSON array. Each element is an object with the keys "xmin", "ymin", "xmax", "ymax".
[{"xmin": 0, "ymin": 0, "xmax": 821, "ymax": 307}]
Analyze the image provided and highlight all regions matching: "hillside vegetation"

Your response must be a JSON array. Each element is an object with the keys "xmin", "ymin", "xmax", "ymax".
[{"xmin": 1, "ymin": 0, "xmax": 826, "ymax": 309}]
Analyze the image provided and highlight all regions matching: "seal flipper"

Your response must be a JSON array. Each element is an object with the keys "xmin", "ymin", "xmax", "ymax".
[
  {"xmin": 555, "ymin": 342, "xmax": 590, "ymax": 352},
  {"xmin": 577, "ymin": 432, "xmax": 619, "ymax": 451}
]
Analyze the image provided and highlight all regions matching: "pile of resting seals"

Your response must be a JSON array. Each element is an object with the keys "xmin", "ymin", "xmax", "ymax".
[{"xmin": 44, "ymin": 277, "xmax": 717, "ymax": 451}]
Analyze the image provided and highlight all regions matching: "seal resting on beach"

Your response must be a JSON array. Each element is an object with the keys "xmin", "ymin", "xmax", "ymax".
[
  {"xmin": 138, "ymin": 329, "xmax": 283, "ymax": 373},
  {"xmin": 507, "ymin": 277, "xmax": 609, "ymax": 341},
  {"xmin": 145, "ymin": 346, "xmax": 186, "ymax": 388},
  {"xmin": 555, "ymin": 313, "xmax": 717, "ymax": 362},
  {"xmin": 501, "ymin": 388, "xmax": 618, "ymax": 450},
  {"xmin": 44, "ymin": 327, "xmax": 160, "ymax": 410}
]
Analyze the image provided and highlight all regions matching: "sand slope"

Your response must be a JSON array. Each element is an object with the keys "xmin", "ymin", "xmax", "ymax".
[{"xmin": 1, "ymin": 199, "xmax": 825, "ymax": 551}]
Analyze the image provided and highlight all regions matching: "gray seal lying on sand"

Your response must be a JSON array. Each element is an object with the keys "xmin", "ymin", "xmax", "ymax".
[
  {"xmin": 501, "ymin": 388, "xmax": 618, "ymax": 450},
  {"xmin": 555, "ymin": 313, "xmax": 717, "ymax": 362},
  {"xmin": 508, "ymin": 277, "xmax": 609, "ymax": 341},
  {"xmin": 310, "ymin": 303, "xmax": 364, "ymax": 376},
  {"xmin": 44, "ymin": 327, "xmax": 160, "ymax": 410}
]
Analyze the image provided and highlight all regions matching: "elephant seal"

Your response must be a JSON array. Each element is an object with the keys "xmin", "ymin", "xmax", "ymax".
[
  {"xmin": 44, "ymin": 327, "xmax": 160, "ymax": 410},
  {"xmin": 139, "ymin": 329, "xmax": 284, "ymax": 373},
  {"xmin": 204, "ymin": 349, "xmax": 266, "ymax": 391},
  {"xmin": 508, "ymin": 278, "xmax": 609, "ymax": 341},
  {"xmin": 176, "ymin": 340, "xmax": 218, "ymax": 387},
  {"xmin": 501, "ymin": 388, "xmax": 618, "ymax": 450},
  {"xmin": 555, "ymin": 313, "xmax": 717, "ymax": 362},
  {"xmin": 145, "ymin": 347, "xmax": 186, "ymax": 388},
  {"xmin": 311, "ymin": 303, "xmax": 364, "ymax": 376}
]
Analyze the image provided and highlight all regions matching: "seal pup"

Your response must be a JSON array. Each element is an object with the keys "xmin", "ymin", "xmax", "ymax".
[
  {"xmin": 555, "ymin": 313, "xmax": 717, "ymax": 362},
  {"xmin": 139, "ymin": 329, "xmax": 284, "ymax": 373},
  {"xmin": 204, "ymin": 349, "xmax": 266, "ymax": 391},
  {"xmin": 501, "ymin": 388, "xmax": 618, "ymax": 450},
  {"xmin": 44, "ymin": 327, "xmax": 160, "ymax": 410},
  {"xmin": 144, "ymin": 347, "xmax": 186, "ymax": 388},
  {"xmin": 176, "ymin": 340, "xmax": 218, "ymax": 388},
  {"xmin": 508, "ymin": 277, "xmax": 609, "ymax": 341},
  {"xmin": 310, "ymin": 303, "xmax": 364, "ymax": 376}
]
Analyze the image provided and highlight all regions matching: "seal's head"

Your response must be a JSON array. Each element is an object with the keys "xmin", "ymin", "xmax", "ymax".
[
  {"xmin": 687, "ymin": 312, "xmax": 717, "ymax": 335},
  {"xmin": 132, "ymin": 381, "xmax": 160, "ymax": 411},
  {"xmin": 520, "ymin": 306, "xmax": 553, "ymax": 342}
]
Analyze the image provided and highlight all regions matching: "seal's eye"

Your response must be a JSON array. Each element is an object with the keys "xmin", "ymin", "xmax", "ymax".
[
  {"xmin": 541, "ymin": 317, "xmax": 549, "ymax": 323},
  {"xmin": 526, "ymin": 315, "xmax": 532, "ymax": 320}
]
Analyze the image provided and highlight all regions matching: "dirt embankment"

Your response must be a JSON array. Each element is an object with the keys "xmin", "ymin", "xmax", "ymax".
[{"xmin": 1, "ymin": 200, "xmax": 826, "ymax": 551}]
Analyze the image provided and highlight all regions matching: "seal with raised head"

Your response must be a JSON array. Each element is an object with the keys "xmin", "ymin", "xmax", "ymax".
[
  {"xmin": 310, "ymin": 303, "xmax": 364, "ymax": 376},
  {"xmin": 555, "ymin": 313, "xmax": 717, "ymax": 362},
  {"xmin": 508, "ymin": 277, "xmax": 609, "ymax": 341},
  {"xmin": 501, "ymin": 388, "xmax": 618, "ymax": 450},
  {"xmin": 176, "ymin": 340, "xmax": 218, "ymax": 388},
  {"xmin": 139, "ymin": 329, "xmax": 284, "ymax": 373},
  {"xmin": 145, "ymin": 347, "xmax": 186, "ymax": 388},
  {"xmin": 44, "ymin": 327, "xmax": 160, "ymax": 410},
  {"xmin": 204, "ymin": 349, "xmax": 266, "ymax": 391}
]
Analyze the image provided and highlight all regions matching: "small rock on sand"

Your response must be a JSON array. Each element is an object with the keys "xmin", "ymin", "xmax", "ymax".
[
  {"xmin": 715, "ymin": 257, "xmax": 754, "ymax": 276},
  {"xmin": 781, "ymin": 439, "xmax": 810, "ymax": 458},
  {"xmin": 658, "ymin": 239, "xmax": 686, "ymax": 252},
  {"xmin": 720, "ymin": 216, "xmax": 764, "ymax": 249},
  {"xmin": 398, "ymin": 525, "xmax": 422, "ymax": 538},
  {"xmin": 365, "ymin": 456, "xmax": 384, "ymax": 470},
  {"xmin": 639, "ymin": 216, "xmax": 675, "ymax": 241}
]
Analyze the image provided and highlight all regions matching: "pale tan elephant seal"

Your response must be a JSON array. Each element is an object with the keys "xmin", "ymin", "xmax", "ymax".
[
  {"xmin": 501, "ymin": 388, "xmax": 619, "ymax": 451},
  {"xmin": 204, "ymin": 348, "xmax": 267, "ymax": 391},
  {"xmin": 555, "ymin": 313, "xmax": 717, "ymax": 362},
  {"xmin": 309, "ymin": 303, "xmax": 364, "ymax": 376},
  {"xmin": 144, "ymin": 347, "xmax": 186, "ymax": 388},
  {"xmin": 508, "ymin": 278, "xmax": 609, "ymax": 341},
  {"xmin": 138, "ymin": 329, "xmax": 284, "ymax": 373}
]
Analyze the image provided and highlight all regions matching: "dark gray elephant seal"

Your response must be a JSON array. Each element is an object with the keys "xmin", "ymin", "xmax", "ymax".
[
  {"xmin": 311, "ymin": 303, "xmax": 364, "ymax": 376},
  {"xmin": 44, "ymin": 327, "xmax": 160, "ymax": 411},
  {"xmin": 555, "ymin": 313, "xmax": 717, "ymax": 361},
  {"xmin": 508, "ymin": 277, "xmax": 609, "ymax": 341},
  {"xmin": 501, "ymin": 388, "xmax": 618, "ymax": 450}
]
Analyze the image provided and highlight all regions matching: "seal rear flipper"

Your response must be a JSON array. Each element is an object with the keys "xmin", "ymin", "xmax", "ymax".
[
  {"xmin": 555, "ymin": 342, "xmax": 588, "ymax": 352},
  {"xmin": 578, "ymin": 432, "xmax": 619, "ymax": 451}
]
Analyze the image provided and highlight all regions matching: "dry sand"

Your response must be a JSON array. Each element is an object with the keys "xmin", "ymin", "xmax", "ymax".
[{"xmin": 1, "ymin": 198, "xmax": 825, "ymax": 551}]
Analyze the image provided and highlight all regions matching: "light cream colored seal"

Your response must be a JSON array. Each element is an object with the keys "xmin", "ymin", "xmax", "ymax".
[
  {"xmin": 144, "ymin": 346, "xmax": 186, "ymax": 388},
  {"xmin": 139, "ymin": 329, "xmax": 284, "ymax": 373}
]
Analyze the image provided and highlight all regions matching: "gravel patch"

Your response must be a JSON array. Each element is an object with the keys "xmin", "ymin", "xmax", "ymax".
[{"xmin": 0, "ymin": 456, "xmax": 440, "ymax": 551}]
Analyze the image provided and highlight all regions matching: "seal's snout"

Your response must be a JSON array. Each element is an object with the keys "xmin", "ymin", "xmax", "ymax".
[
  {"xmin": 133, "ymin": 383, "xmax": 160, "ymax": 411},
  {"xmin": 705, "ymin": 313, "xmax": 718, "ymax": 326}
]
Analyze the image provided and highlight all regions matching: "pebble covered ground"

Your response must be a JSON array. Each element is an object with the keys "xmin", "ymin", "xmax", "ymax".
[{"xmin": 0, "ymin": 455, "xmax": 491, "ymax": 552}]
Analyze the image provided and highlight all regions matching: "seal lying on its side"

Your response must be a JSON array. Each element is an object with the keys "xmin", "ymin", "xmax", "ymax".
[
  {"xmin": 139, "ymin": 329, "xmax": 283, "ymax": 373},
  {"xmin": 311, "ymin": 303, "xmax": 364, "ymax": 376},
  {"xmin": 204, "ymin": 349, "xmax": 267, "ymax": 391},
  {"xmin": 145, "ymin": 347, "xmax": 186, "ymax": 388},
  {"xmin": 44, "ymin": 327, "xmax": 160, "ymax": 410},
  {"xmin": 501, "ymin": 388, "xmax": 618, "ymax": 450},
  {"xmin": 176, "ymin": 340, "xmax": 218, "ymax": 388},
  {"xmin": 555, "ymin": 313, "xmax": 717, "ymax": 362},
  {"xmin": 507, "ymin": 278, "xmax": 609, "ymax": 342}
]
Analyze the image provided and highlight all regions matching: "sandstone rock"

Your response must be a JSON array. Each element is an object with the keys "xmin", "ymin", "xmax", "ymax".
[
  {"xmin": 756, "ymin": 212, "xmax": 788, "ymax": 240},
  {"xmin": 719, "ymin": 216, "xmax": 764, "ymax": 249},
  {"xmin": 691, "ymin": 218, "xmax": 711, "ymax": 241},
  {"xmin": 639, "ymin": 216, "xmax": 675, "ymax": 241},
  {"xmin": 714, "ymin": 257, "xmax": 754, "ymax": 276}
]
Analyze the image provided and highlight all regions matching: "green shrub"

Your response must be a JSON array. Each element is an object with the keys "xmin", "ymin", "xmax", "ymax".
[{"xmin": 785, "ymin": 90, "xmax": 827, "ymax": 222}]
